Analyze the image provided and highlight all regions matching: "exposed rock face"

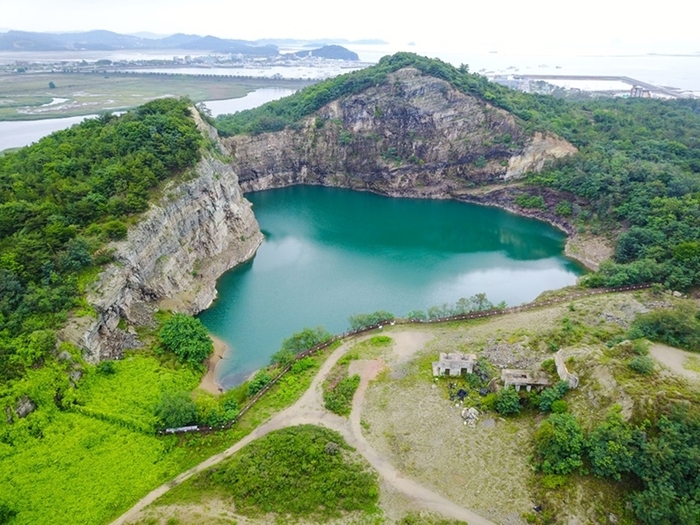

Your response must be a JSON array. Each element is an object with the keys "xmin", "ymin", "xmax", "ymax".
[
  {"xmin": 227, "ymin": 68, "xmax": 576, "ymax": 196},
  {"xmin": 64, "ymin": 151, "xmax": 262, "ymax": 363}
]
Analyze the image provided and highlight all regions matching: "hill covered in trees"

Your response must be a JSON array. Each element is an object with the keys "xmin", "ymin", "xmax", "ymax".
[{"xmin": 0, "ymin": 98, "xmax": 203, "ymax": 383}]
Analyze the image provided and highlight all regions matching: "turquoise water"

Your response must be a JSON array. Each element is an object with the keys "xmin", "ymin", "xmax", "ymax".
[{"xmin": 198, "ymin": 185, "xmax": 585, "ymax": 388}]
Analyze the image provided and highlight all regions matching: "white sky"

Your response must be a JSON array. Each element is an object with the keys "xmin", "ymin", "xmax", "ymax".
[{"xmin": 1, "ymin": 0, "xmax": 698, "ymax": 54}]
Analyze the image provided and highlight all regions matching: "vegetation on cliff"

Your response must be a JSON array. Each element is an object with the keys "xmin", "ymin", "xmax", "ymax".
[{"xmin": 0, "ymin": 97, "xmax": 204, "ymax": 384}]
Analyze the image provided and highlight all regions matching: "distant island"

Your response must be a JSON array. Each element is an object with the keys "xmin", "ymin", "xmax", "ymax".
[
  {"xmin": 288, "ymin": 45, "xmax": 359, "ymax": 61},
  {"xmin": 0, "ymin": 29, "xmax": 381, "ymax": 57}
]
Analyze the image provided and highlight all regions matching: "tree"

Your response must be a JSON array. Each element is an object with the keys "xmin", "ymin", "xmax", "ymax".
[
  {"xmin": 158, "ymin": 313, "xmax": 213, "ymax": 368},
  {"xmin": 270, "ymin": 326, "xmax": 332, "ymax": 366},
  {"xmin": 348, "ymin": 311, "xmax": 394, "ymax": 330},
  {"xmin": 48, "ymin": 81, "xmax": 56, "ymax": 89},
  {"xmin": 154, "ymin": 390, "xmax": 198, "ymax": 429},
  {"xmin": 534, "ymin": 413, "xmax": 584, "ymax": 475}
]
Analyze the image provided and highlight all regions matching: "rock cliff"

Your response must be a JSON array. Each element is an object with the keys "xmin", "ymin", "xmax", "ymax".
[
  {"xmin": 64, "ymin": 140, "xmax": 262, "ymax": 363},
  {"xmin": 226, "ymin": 67, "xmax": 576, "ymax": 197}
]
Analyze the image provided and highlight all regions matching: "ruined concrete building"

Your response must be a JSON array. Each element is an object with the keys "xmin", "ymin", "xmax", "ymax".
[
  {"xmin": 432, "ymin": 352, "xmax": 477, "ymax": 377},
  {"xmin": 554, "ymin": 350, "xmax": 579, "ymax": 388},
  {"xmin": 500, "ymin": 369, "xmax": 551, "ymax": 391},
  {"xmin": 499, "ymin": 350, "xmax": 579, "ymax": 391}
]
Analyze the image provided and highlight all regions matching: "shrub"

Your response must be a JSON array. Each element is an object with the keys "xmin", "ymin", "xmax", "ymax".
[
  {"xmin": 208, "ymin": 425, "xmax": 379, "ymax": 517},
  {"xmin": 534, "ymin": 413, "xmax": 584, "ymax": 475},
  {"xmin": 324, "ymin": 374, "xmax": 361, "ymax": 416},
  {"xmin": 158, "ymin": 313, "xmax": 213, "ymax": 369},
  {"xmin": 154, "ymin": 391, "xmax": 198, "ymax": 429},
  {"xmin": 515, "ymin": 194, "xmax": 546, "ymax": 210},
  {"xmin": 0, "ymin": 503, "xmax": 17, "ymax": 524},
  {"xmin": 495, "ymin": 387, "xmax": 521, "ymax": 415},
  {"xmin": 248, "ymin": 370, "xmax": 273, "ymax": 396},
  {"xmin": 96, "ymin": 360, "xmax": 116, "ymax": 375},
  {"xmin": 541, "ymin": 358, "xmax": 557, "ymax": 376},
  {"xmin": 629, "ymin": 355, "xmax": 655, "ymax": 375},
  {"xmin": 554, "ymin": 200, "xmax": 573, "ymax": 217},
  {"xmin": 539, "ymin": 381, "xmax": 570, "ymax": 412},
  {"xmin": 631, "ymin": 338, "xmax": 650, "ymax": 355},
  {"xmin": 550, "ymin": 400, "xmax": 569, "ymax": 413},
  {"xmin": 587, "ymin": 408, "xmax": 634, "ymax": 481},
  {"xmin": 629, "ymin": 302, "xmax": 700, "ymax": 352}
]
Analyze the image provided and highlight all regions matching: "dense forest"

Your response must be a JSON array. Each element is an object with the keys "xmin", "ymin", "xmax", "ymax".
[
  {"xmin": 0, "ymin": 98, "xmax": 203, "ymax": 383},
  {"xmin": 216, "ymin": 52, "xmax": 700, "ymax": 291}
]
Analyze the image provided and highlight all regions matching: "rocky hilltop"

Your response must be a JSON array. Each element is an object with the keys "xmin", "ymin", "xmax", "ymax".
[
  {"xmin": 64, "ymin": 121, "xmax": 262, "ymax": 362},
  {"xmin": 226, "ymin": 67, "xmax": 576, "ymax": 197}
]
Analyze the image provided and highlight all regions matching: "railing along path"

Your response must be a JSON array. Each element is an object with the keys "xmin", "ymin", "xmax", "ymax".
[{"xmin": 162, "ymin": 283, "xmax": 651, "ymax": 435}]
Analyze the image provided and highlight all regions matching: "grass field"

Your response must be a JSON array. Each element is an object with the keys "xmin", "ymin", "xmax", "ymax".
[
  {"xmin": 0, "ymin": 72, "xmax": 310, "ymax": 120},
  {"xmin": 0, "ymin": 342, "xmax": 336, "ymax": 525}
]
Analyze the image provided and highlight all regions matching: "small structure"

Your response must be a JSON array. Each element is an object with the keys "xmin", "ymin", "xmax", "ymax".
[
  {"xmin": 432, "ymin": 352, "xmax": 477, "ymax": 377},
  {"xmin": 501, "ymin": 369, "xmax": 551, "ymax": 391},
  {"xmin": 554, "ymin": 350, "xmax": 579, "ymax": 389}
]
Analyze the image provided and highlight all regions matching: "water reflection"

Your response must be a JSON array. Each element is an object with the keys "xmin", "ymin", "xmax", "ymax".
[{"xmin": 199, "ymin": 185, "xmax": 585, "ymax": 388}]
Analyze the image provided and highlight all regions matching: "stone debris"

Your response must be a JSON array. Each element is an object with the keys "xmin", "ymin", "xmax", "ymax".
[
  {"xmin": 461, "ymin": 407, "xmax": 479, "ymax": 428},
  {"xmin": 482, "ymin": 340, "xmax": 537, "ymax": 369},
  {"xmin": 15, "ymin": 396, "xmax": 36, "ymax": 419}
]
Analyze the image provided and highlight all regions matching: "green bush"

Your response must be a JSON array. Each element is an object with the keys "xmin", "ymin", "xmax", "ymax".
[
  {"xmin": 534, "ymin": 413, "xmax": 584, "ymax": 475},
  {"xmin": 550, "ymin": 400, "xmax": 568, "ymax": 413},
  {"xmin": 628, "ymin": 355, "xmax": 655, "ymax": 375},
  {"xmin": 96, "ymin": 360, "xmax": 116, "ymax": 375},
  {"xmin": 158, "ymin": 314, "xmax": 213, "ymax": 369},
  {"xmin": 495, "ymin": 387, "xmax": 521, "ymax": 415},
  {"xmin": 539, "ymin": 381, "xmax": 570, "ymax": 412},
  {"xmin": 515, "ymin": 194, "xmax": 547, "ymax": 210},
  {"xmin": 629, "ymin": 302, "xmax": 700, "ymax": 352},
  {"xmin": 248, "ymin": 370, "xmax": 272, "ymax": 396},
  {"xmin": 541, "ymin": 358, "xmax": 557, "ymax": 375},
  {"xmin": 554, "ymin": 200, "xmax": 573, "ymax": 217},
  {"xmin": 324, "ymin": 374, "xmax": 361, "ymax": 416},
  {"xmin": 587, "ymin": 408, "xmax": 635, "ymax": 481},
  {"xmin": 0, "ymin": 503, "xmax": 17, "ymax": 524},
  {"xmin": 154, "ymin": 390, "xmax": 198, "ymax": 429}
]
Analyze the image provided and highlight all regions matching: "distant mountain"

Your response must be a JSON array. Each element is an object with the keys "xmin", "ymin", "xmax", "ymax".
[
  {"xmin": 256, "ymin": 38, "xmax": 387, "ymax": 47},
  {"xmin": 288, "ymin": 45, "xmax": 359, "ymax": 61},
  {"xmin": 127, "ymin": 32, "xmax": 173, "ymax": 40},
  {"xmin": 0, "ymin": 29, "xmax": 278, "ymax": 55}
]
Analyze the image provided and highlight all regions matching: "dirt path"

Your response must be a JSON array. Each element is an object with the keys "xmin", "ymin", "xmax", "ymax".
[
  {"xmin": 649, "ymin": 343, "xmax": 700, "ymax": 382},
  {"xmin": 113, "ymin": 331, "xmax": 494, "ymax": 525}
]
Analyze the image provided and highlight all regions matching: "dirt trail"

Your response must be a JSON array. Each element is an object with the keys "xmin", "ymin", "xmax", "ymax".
[
  {"xmin": 649, "ymin": 343, "xmax": 700, "ymax": 382},
  {"xmin": 113, "ymin": 331, "xmax": 494, "ymax": 525}
]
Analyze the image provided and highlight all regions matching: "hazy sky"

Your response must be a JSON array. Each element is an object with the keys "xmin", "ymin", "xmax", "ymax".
[{"xmin": 1, "ymin": 0, "xmax": 698, "ymax": 54}]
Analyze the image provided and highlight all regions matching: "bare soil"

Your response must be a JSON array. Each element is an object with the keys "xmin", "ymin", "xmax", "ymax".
[
  {"xmin": 650, "ymin": 343, "xmax": 700, "ymax": 382},
  {"xmin": 197, "ymin": 335, "xmax": 226, "ymax": 395}
]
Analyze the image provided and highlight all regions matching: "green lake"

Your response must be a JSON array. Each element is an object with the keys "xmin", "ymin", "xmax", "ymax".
[{"xmin": 198, "ymin": 185, "xmax": 585, "ymax": 388}]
